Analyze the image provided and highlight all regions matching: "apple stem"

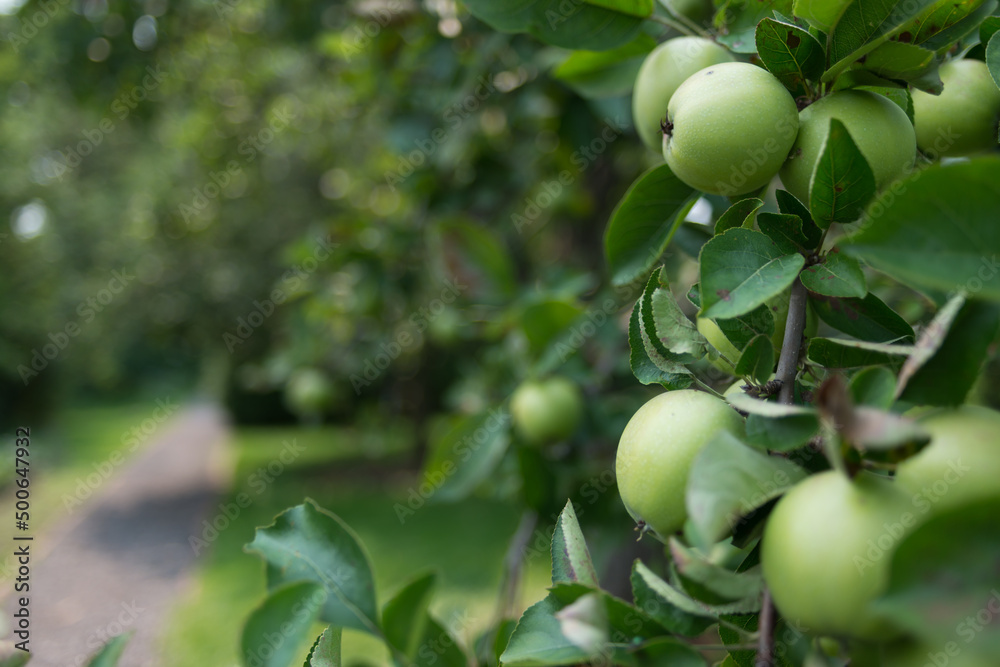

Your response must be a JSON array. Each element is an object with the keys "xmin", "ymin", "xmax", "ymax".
[{"xmin": 776, "ymin": 277, "xmax": 808, "ymax": 406}]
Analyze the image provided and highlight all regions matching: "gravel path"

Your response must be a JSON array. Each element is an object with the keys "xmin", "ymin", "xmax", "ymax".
[{"xmin": 4, "ymin": 403, "xmax": 231, "ymax": 667}]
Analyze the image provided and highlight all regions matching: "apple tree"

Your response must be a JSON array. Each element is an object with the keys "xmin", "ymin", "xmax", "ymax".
[{"xmin": 62, "ymin": 0, "xmax": 999, "ymax": 665}]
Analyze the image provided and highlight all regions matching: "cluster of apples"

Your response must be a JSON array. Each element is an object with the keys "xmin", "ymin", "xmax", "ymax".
[
  {"xmin": 632, "ymin": 37, "xmax": 1000, "ymax": 199},
  {"xmin": 615, "ymin": 390, "xmax": 1000, "ymax": 659}
]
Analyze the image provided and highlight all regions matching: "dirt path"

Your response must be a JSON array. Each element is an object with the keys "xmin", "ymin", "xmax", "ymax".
[{"xmin": 5, "ymin": 402, "xmax": 231, "ymax": 667}]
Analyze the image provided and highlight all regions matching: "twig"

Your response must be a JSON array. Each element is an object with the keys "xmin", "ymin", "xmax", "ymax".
[
  {"xmin": 776, "ymin": 278, "xmax": 808, "ymax": 405},
  {"xmin": 757, "ymin": 278, "xmax": 810, "ymax": 666}
]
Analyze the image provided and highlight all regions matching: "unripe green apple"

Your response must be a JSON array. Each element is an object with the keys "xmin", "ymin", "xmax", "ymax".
[
  {"xmin": 510, "ymin": 376, "xmax": 583, "ymax": 445},
  {"xmin": 616, "ymin": 390, "xmax": 744, "ymax": 538},
  {"xmin": 664, "ymin": 63, "xmax": 799, "ymax": 196},
  {"xmin": 285, "ymin": 368, "xmax": 335, "ymax": 416},
  {"xmin": 793, "ymin": 0, "xmax": 851, "ymax": 31},
  {"xmin": 696, "ymin": 316, "xmax": 740, "ymax": 375},
  {"xmin": 632, "ymin": 37, "xmax": 733, "ymax": 151},
  {"xmin": 663, "ymin": 0, "xmax": 714, "ymax": 25},
  {"xmin": 895, "ymin": 405, "xmax": 1000, "ymax": 514},
  {"xmin": 912, "ymin": 59, "xmax": 1000, "ymax": 158},
  {"xmin": 780, "ymin": 91, "xmax": 916, "ymax": 206},
  {"xmin": 761, "ymin": 471, "xmax": 911, "ymax": 640}
]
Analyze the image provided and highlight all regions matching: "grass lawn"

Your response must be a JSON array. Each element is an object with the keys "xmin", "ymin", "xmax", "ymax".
[{"xmin": 161, "ymin": 423, "xmax": 552, "ymax": 666}]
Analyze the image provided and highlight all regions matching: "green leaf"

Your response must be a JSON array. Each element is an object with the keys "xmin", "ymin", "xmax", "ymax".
[
  {"xmin": 690, "ymin": 284, "xmax": 778, "ymax": 351},
  {"xmin": 686, "ymin": 431, "xmax": 809, "ymax": 543},
  {"xmin": 898, "ymin": 300, "xmax": 1000, "ymax": 406},
  {"xmin": 241, "ymin": 582, "xmax": 326, "ymax": 667},
  {"xmin": 415, "ymin": 615, "xmax": 470, "ymax": 667},
  {"xmin": 806, "ymin": 337, "xmax": 905, "ymax": 368},
  {"xmin": 873, "ymin": 498, "xmax": 1000, "ymax": 655},
  {"xmin": 809, "ymin": 292, "xmax": 914, "ymax": 342},
  {"xmin": 755, "ymin": 19, "xmax": 825, "ymax": 96},
  {"xmin": 435, "ymin": 219, "xmax": 515, "ymax": 305},
  {"xmin": 863, "ymin": 85, "xmax": 915, "ymax": 123},
  {"xmin": 714, "ymin": 198, "xmax": 764, "ymax": 235},
  {"xmin": 634, "ymin": 638, "xmax": 707, "ymax": 666},
  {"xmin": 552, "ymin": 34, "xmax": 656, "ymax": 98},
  {"xmin": 849, "ymin": 366, "xmax": 897, "ymax": 408},
  {"xmin": 382, "ymin": 572, "xmax": 436, "ymax": 658},
  {"xmin": 460, "ymin": 0, "xmax": 651, "ymax": 51},
  {"xmin": 914, "ymin": 0, "xmax": 998, "ymax": 52},
  {"xmin": 840, "ymin": 406, "xmax": 930, "ymax": 452},
  {"xmin": 422, "ymin": 409, "xmax": 510, "ymax": 501},
  {"xmin": 669, "ymin": 538, "xmax": 764, "ymax": 602},
  {"xmin": 245, "ymin": 500, "xmax": 379, "ymax": 633},
  {"xmin": 981, "ymin": 15, "xmax": 1000, "ymax": 45},
  {"xmin": 858, "ymin": 41, "xmax": 935, "ymax": 80},
  {"xmin": 824, "ymin": 0, "xmax": 938, "ymax": 82},
  {"xmin": 716, "ymin": 0, "xmax": 795, "ymax": 53},
  {"xmin": 775, "ymin": 189, "xmax": 823, "ymax": 246},
  {"xmin": 606, "ymin": 165, "xmax": 697, "ymax": 286},
  {"xmin": 304, "ymin": 627, "xmax": 342, "ymax": 667},
  {"xmin": 809, "ymin": 119, "xmax": 877, "ymax": 227},
  {"xmin": 799, "ymin": 250, "xmax": 867, "ymax": 298},
  {"xmin": 988, "ymin": 32, "xmax": 1000, "ymax": 92},
  {"xmin": 673, "ymin": 221, "xmax": 714, "ymax": 259},
  {"xmin": 757, "ymin": 212, "xmax": 813, "ymax": 254},
  {"xmin": 629, "ymin": 302, "xmax": 694, "ymax": 388},
  {"xmin": 521, "ymin": 300, "xmax": 585, "ymax": 358},
  {"xmin": 499, "ymin": 594, "xmax": 597, "ymax": 666},
  {"xmin": 641, "ymin": 267, "xmax": 707, "ymax": 361},
  {"xmin": 85, "ymin": 634, "xmax": 132, "ymax": 667},
  {"xmin": 845, "ymin": 157, "xmax": 1000, "ymax": 299},
  {"xmin": 631, "ymin": 561, "xmax": 760, "ymax": 633},
  {"xmin": 698, "ymin": 228, "xmax": 806, "ymax": 319},
  {"xmin": 745, "ymin": 413, "xmax": 820, "ymax": 451},
  {"xmin": 551, "ymin": 500, "xmax": 600, "ymax": 587},
  {"xmin": 726, "ymin": 392, "xmax": 817, "ymax": 418},
  {"xmin": 734, "ymin": 335, "xmax": 775, "ymax": 384}
]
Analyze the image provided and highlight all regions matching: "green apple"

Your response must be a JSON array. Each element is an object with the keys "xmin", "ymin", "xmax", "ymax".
[
  {"xmin": 285, "ymin": 368, "xmax": 334, "ymax": 416},
  {"xmin": 615, "ymin": 390, "xmax": 744, "ymax": 538},
  {"xmin": 663, "ymin": 0, "xmax": 714, "ymax": 25},
  {"xmin": 664, "ymin": 62, "xmax": 799, "ymax": 196},
  {"xmin": 793, "ymin": 0, "xmax": 851, "ymax": 31},
  {"xmin": 632, "ymin": 37, "xmax": 733, "ymax": 151},
  {"xmin": 761, "ymin": 471, "xmax": 911, "ymax": 640},
  {"xmin": 780, "ymin": 90, "xmax": 916, "ymax": 206},
  {"xmin": 510, "ymin": 376, "xmax": 583, "ymax": 445},
  {"xmin": 696, "ymin": 316, "xmax": 740, "ymax": 375},
  {"xmin": 895, "ymin": 405, "xmax": 1000, "ymax": 514},
  {"xmin": 912, "ymin": 59, "xmax": 1000, "ymax": 158}
]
